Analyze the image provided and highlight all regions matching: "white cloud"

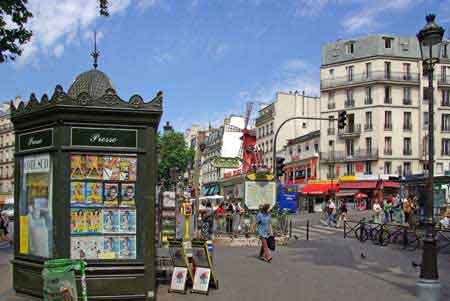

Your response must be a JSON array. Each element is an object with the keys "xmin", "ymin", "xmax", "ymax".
[{"xmin": 15, "ymin": 0, "xmax": 160, "ymax": 66}]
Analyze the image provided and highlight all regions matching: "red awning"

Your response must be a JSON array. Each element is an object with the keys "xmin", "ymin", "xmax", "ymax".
[
  {"xmin": 301, "ymin": 184, "xmax": 338, "ymax": 195},
  {"xmin": 383, "ymin": 181, "xmax": 400, "ymax": 188},
  {"xmin": 339, "ymin": 181, "xmax": 377, "ymax": 189}
]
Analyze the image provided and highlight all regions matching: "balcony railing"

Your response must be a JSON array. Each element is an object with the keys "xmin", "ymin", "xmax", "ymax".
[
  {"xmin": 364, "ymin": 123, "xmax": 373, "ymax": 131},
  {"xmin": 328, "ymin": 103, "xmax": 336, "ymax": 110},
  {"xmin": 384, "ymin": 148, "xmax": 393, "ymax": 155},
  {"xmin": 364, "ymin": 97, "xmax": 373, "ymax": 105},
  {"xmin": 384, "ymin": 124, "xmax": 393, "ymax": 130},
  {"xmin": 344, "ymin": 99, "xmax": 355, "ymax": 108},
  {"xmin": 442, "ymin": 101, "xmax": 450, "ymax": 107},
  {"xmin": 327, "ymin": 128, "xmax": 335, "ymax": 135},
  {"xmin": 384, "ymin": 97, "xmax": 392, "ymax": 104},
  {"xmin": 320, "ymin": 148, "xmax": 378, "ymax": 162},
  {"xmin": 403, "ymin": 98, "xmax": 412, "ymax": 105},
  {"xmin": 338, "ymin": 124, "xmax": 361, "ymax": 137},
  {"xmin": 321, "ymin": 71, "xmax": 420, "ymax": 89},
  {"xmin": 403, "ymin": 149, "xmax": 412, "ymax": 156},
  {"xmin": 403, "ymin": 125, "xmax": 412, "ymax": 131},
  {"xmin": 438, "ymin": 76, "xmax": 450, "ymax": 85},
  {"xmin": 442, "ymin": 127, "xmax": 450, "ymax": 133}
]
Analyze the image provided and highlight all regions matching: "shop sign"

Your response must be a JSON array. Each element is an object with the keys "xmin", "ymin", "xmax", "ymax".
[
  {"xmin": 19, "ymin": 128, "xmax": 53, "ymax": 151},
  {"xmin": 339, "ymin": 176, "xmax": 357, "ymax": 181},
  {"xmin": 307, "ymin": 180, "xmax": 337, "ymax": 184},
  {"xmin": 224, "ymin": 169, "xmax": 242, "ymax": 178},
  {"xmin": 71, "ymin": 127, "xmax": 137, "ymax": 148},
  {"xmin": 211, "ymin": 157, "xmax": 242, "ymax": 169}
]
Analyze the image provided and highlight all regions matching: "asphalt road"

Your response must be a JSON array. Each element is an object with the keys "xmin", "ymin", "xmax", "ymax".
[{"xmin": 1, "ymin": 220, "xmax": 449, "ymax": 301}]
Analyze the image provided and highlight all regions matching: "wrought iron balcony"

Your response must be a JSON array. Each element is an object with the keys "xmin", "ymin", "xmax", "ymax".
[
  {"xmin": 320, "ymin": 71, "xmax": 420, "ymax": 90},
  {"xmin": 384, "ymin": 97, "xmax": 392, "ymax": 104},
  {"xmin": 338, "ymin": 124, "xmax": 361, "ymax": 137},
  {"xmin": 403, "ymin": 125, "xmax": 412, "ymax": 131},
  {"xmin": 364, "ymin": 97, "xmax": 373, "ymax": 105},
  {"xmin": 403, "ymin": 149, "xmax": 412, "ymax": 156},
  {"xmin": 328, "ymin": 102, "xmax": 336, "ymax": 110},
  {"xmin": 320, "ymin": 148, "xmax": 378, "ymax": 162},
  {"xmin": 384, "ymin": 124, "xmax": 393, "ymax": 131},
  {"xmin": 327, "ymin": 128, "xmax": 335, "ymax": 135},
  {"xmin": 441, "ymin": 101, "xmax": 450, "ymax": 107},
  {"xmin": 403, "ymin": 98, "xmax": 412, "ymax": 105},
  {"xmin": 438, "ymin": 76, "xmax": 450, "ymax": 86},
  {"xmin": 384, "ymin": 148, "xmax": 393, "ymax": 155},
  {"xmin": 344, "ymin": 99, "xmax": 355, "ymax": 108}
]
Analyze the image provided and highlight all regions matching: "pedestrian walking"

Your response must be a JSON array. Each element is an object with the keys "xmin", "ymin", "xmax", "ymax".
[
  {"xmin": 403, "ymin": 197, "xmax": 413, "ymax": 226},
  {"xmin": 255, "ymin": 204, "xmax": 273, "ymax": 262},
  {"xmin": 0, "ymin": 212, "xmax": 12, "ymax": 245},
  {"xmin": 336, "ymin": 200, "xmax": 348, "ymax": 228},
  {"xmin": 326, "ymin": 199, "xmax": 336, "ymax": 227},
  {"xmin": 372, "ymin": 200, "xmax": 382, "ymax": 224},
  {"xmin": 200, "ymin": 201, "xmax": 213, "ymax": 240},
  {"xmin": 383, "ymin": 198, "xmax": 393, "ymax": 223}
]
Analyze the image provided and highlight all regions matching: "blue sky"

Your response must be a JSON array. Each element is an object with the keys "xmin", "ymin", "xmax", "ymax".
[{"xmin": 1, "ymin": 0, "xmax": 449, "ymax": 131}]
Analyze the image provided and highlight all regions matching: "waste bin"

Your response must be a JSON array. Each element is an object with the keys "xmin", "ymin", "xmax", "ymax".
[{"xmin": 42, "ymin": 259, "xmax": 87, "ymax": 301}]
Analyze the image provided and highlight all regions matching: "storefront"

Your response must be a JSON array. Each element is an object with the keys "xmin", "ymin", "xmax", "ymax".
[
  {"xmin": 337, "ymin": 180, "xmax": 378, "ymax": 211},
  {"xmin": 220, "ymin": 172, "xmax": 245, "ymax": 204},
  {"xmin": 300, "ymin": 181, "xmax": 338, "ymax": 213},
  {"xmin": 11, "ymin": 71, "xmax": 162, "ymax": 300}
]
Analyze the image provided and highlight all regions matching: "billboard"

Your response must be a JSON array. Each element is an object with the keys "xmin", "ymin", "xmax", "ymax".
[
  {"xmin": 277, "ymin": 185, "xmax": 298, "ymax": 213},
  {"xmin": 244, "ymin": 181, "xmax": 276, "ymax": 210}
]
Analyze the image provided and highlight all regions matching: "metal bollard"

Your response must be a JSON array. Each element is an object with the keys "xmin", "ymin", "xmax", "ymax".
[
  {"xmin": 289, "ymin": 219, "xmax": 292, "ymax": 239},
  {"xmin": 344, "ymin": 221, "xmax": 347, "ymax": 238},
  {"xmin": 306, "ymin": 220, "xmax": 309, "ymax": 241}
]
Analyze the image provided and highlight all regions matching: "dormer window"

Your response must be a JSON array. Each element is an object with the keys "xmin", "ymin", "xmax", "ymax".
[
  {"xmin": 346, "ymin": 42, "xmax": 355, "ymax": 54},
  {"xmin": 383, "ymin": 37, "xmax": 393, "ymax": 49}
]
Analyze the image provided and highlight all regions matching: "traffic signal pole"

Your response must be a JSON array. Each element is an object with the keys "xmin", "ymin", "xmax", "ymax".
[{"xmin": 272, "ymin": 116, "xmax": 341, "ymax": 176}]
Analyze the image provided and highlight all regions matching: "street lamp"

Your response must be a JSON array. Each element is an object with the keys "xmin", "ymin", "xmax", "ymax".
[{"xmin": 416, "ymin": 14, "xmax": 445, "ymax": 301}]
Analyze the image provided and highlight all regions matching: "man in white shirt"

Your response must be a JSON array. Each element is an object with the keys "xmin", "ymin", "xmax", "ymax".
[{"xmin": 326, "ymin": 199, "xmax": 336, "ymax": 227}]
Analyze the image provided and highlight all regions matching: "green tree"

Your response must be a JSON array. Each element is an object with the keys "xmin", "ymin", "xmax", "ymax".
[
  {"xmin": 0, "ymin": 0, "xmax": 109, "ymax": 63},
  {"xmin": 158, "ymin": 131, "xmax": 195, "ymax": 190}
]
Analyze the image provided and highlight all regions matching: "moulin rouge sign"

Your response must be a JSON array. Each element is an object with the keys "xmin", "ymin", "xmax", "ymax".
[
  {"xmin": 71, "ymin": 127, "xmax": 137, "ymax": 148},
  {"xmin": 19, "ymin": 128, "xmax": 54, "ymax": 151}
]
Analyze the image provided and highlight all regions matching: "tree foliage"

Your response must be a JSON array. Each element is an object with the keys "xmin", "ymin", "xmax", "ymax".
[
  {"xmin": 158, "ymin": 131, "xmax": 195, "ymax": 189},
  {"xmin": 0, "ymin": 0, "xmax": 109, "ymax": 63},
  {"xmin": 0, "ymin": 0, "xmax": 33, "ymax": 62}
]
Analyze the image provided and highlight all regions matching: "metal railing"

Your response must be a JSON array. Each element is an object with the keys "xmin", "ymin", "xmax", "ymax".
[
  {"xmin": 384, "ymin": 148, "xmax": 393, "ymax": 155},
  {"xmin": 320, "ymin": 148, "xmax": 378, "ymax": 162},
  {"xmin": 209, "ymin": 211, "xmax": 290, "ymax": 237},
  {"xmin": 403, "ymin": 98, "xmax": 412, "ymax": 105},
  {"xmin": 384, "ymin": 97, "xmax": 392, "ymax": 104},
  {"xmin": 321, "ymin": 71, "xmax": 420, "ymax": 89},
  {"xmin": 338, "ymin": 124, "xmax": 361, "ymax": 137},
  {"xmin": 344, "ymin": 99, "xmax": 355, "ymax": 108},
  {"xmin": 364, "ymin": 123, "xmax": 373, "ymax": 131},
  {"xmin": 328, "ymin": 103, "xmax": 336, "ymax": 110},
  {"xmin": 364, "ymin": 97, "xmax": 373, "ymax": 105},
  {"xmin": 438, "ymin": 76, "xmax": 450, "ymax": 85}
]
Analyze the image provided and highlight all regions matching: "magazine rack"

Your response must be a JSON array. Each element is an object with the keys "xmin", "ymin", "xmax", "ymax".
[{"xmin": 10, "ymin": 79, "xmax": 162, "ymax": 300}]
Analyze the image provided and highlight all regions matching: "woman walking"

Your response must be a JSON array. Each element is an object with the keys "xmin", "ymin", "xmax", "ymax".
[
  {"xmin": 0, "ymin": 212, "xmax": 12, "ymax": 245},
  {"xmin": 256, "ymin": 204, "xmax": 273, "ymax": 262},
  {"xmin": 337, "ymin": 200, "xmax": 348, "ymax": 228}
]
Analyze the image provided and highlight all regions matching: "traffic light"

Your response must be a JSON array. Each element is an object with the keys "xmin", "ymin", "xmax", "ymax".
[
  {"xmin": 276, "ymin": 157, "xmax": 285, "ymax": 177},
  {"xmin": 338, "ymin": 110, "xmax": 347, "ymax": 129}
]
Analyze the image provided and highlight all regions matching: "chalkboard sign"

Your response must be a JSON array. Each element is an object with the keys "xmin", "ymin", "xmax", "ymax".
[{"xmin": 71, "ymin": 127, "xmax": 137, "ymax": 148}]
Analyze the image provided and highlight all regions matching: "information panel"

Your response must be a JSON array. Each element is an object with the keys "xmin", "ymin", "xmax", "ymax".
[
  {"xmin": 244, "ymin": 181, "xmax": 276, "ymax": 210},
  {"xmin": 69, "ymin": 154, "xmax": 137, "ymax": 260}
]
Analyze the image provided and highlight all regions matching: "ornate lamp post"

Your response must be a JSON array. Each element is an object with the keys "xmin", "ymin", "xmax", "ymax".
[{"xmin": 416, "ymin": 14, "xmax": 445, "ymax": 301}]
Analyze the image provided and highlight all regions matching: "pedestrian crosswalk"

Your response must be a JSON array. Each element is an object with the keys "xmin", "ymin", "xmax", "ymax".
[{"xmin": 290, "ymin": 223, "xmax": 344, "ymax": 240}]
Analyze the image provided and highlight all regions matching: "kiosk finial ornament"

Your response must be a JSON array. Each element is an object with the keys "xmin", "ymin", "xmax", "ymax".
[{"xmin": 91, "ymin": 30, "xmax": 100, "ymax": 69}]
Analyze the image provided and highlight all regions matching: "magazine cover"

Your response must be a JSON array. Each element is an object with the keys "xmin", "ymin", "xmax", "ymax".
[
  {"xmin": 70, "ymin": 181, "xmax": 85, "ymax": 205},
  {"xmin": 119, "ymin": 236, "xmax": 136, "ymax": 259},
  {"xmin": 71, "ymin": 236, "xmax": 102, "ymax": 260},
  {"xmin": 120, "ymin": 183, "xmax": 135, "ymax": 207},
  {"xmin": 119, "ymin": 209, "xmax": 136, "ymax": 233},
  {"xmin": 103, "ymin": 156, "xmax": 120, "ymax": 180},
  {"xmin": 85, "ymin": 155, "xmax": 103, "ymax": 179},
  {"xmin": 70, "ymin": 155, "xmax": 85, "ymax": 179},
  {"xmin": 104, "ymin": 183, "xmax": 119, "ymax": 206},
  {"xmin": 119, "ymin": 157, "xmax": 137, "ymax": 181},
  {"xmin": 102, "ymin": 209, "xmax": 119, "ymax": 233},
  {"xmin": 100, "ymin": 236, "xmax": 119, "ymax": 259},
  {"xmin": 86, "ymin": 182, "xmax": 103, "ymax": 206},
  {"xmin": 85, "ymin": 209, "xmax": 102, "ymax": 233},
  {"xmin": 70, "ymin": 209, "xmax": 86, "ymax": 234}
]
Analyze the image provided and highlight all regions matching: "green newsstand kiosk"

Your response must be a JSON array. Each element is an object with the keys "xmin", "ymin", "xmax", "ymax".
[{"xmin": 11, "ymin": 68, "xmax": 163, "ymax": 300}]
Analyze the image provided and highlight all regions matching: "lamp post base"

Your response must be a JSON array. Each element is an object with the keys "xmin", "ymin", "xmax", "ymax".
[{"xmin": 416, "ymin": 278, "xmax": 440, "ymax": 301}]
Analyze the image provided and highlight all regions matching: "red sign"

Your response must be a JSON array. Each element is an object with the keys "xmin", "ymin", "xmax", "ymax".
[
  {"xmin": 224, "ymin": 169, "xmax": 242, "ymax": 178},
  {"xmin": 355, "ymin": 162, "xmax": 364, "ymax": 173}
]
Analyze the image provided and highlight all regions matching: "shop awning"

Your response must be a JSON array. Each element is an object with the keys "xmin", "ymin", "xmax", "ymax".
[
  {"xmin": 339, "ymin": 181, "xmax": 377, "ymax": 189},
  {"xmin": 301, "ymin": 184, "xmax": 338, "ymax": 195},
  {"xmin": 335, "ymin": 189, "xmax": 359, "ymax": 197},
  {"xmin": 383, "ymin": 181, "xmax": 400, "ymax": 188}
]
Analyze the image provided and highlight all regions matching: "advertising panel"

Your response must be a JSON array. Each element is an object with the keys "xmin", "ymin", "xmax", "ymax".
[{"xmin": 244, "ymin": 181, "xmax": 276, "ymax": 210}]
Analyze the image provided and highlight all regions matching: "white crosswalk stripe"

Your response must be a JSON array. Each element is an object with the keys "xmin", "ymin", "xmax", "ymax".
[{"xmin": 289, "ymin": 224, "xmax": 345, "ymax": 240}]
